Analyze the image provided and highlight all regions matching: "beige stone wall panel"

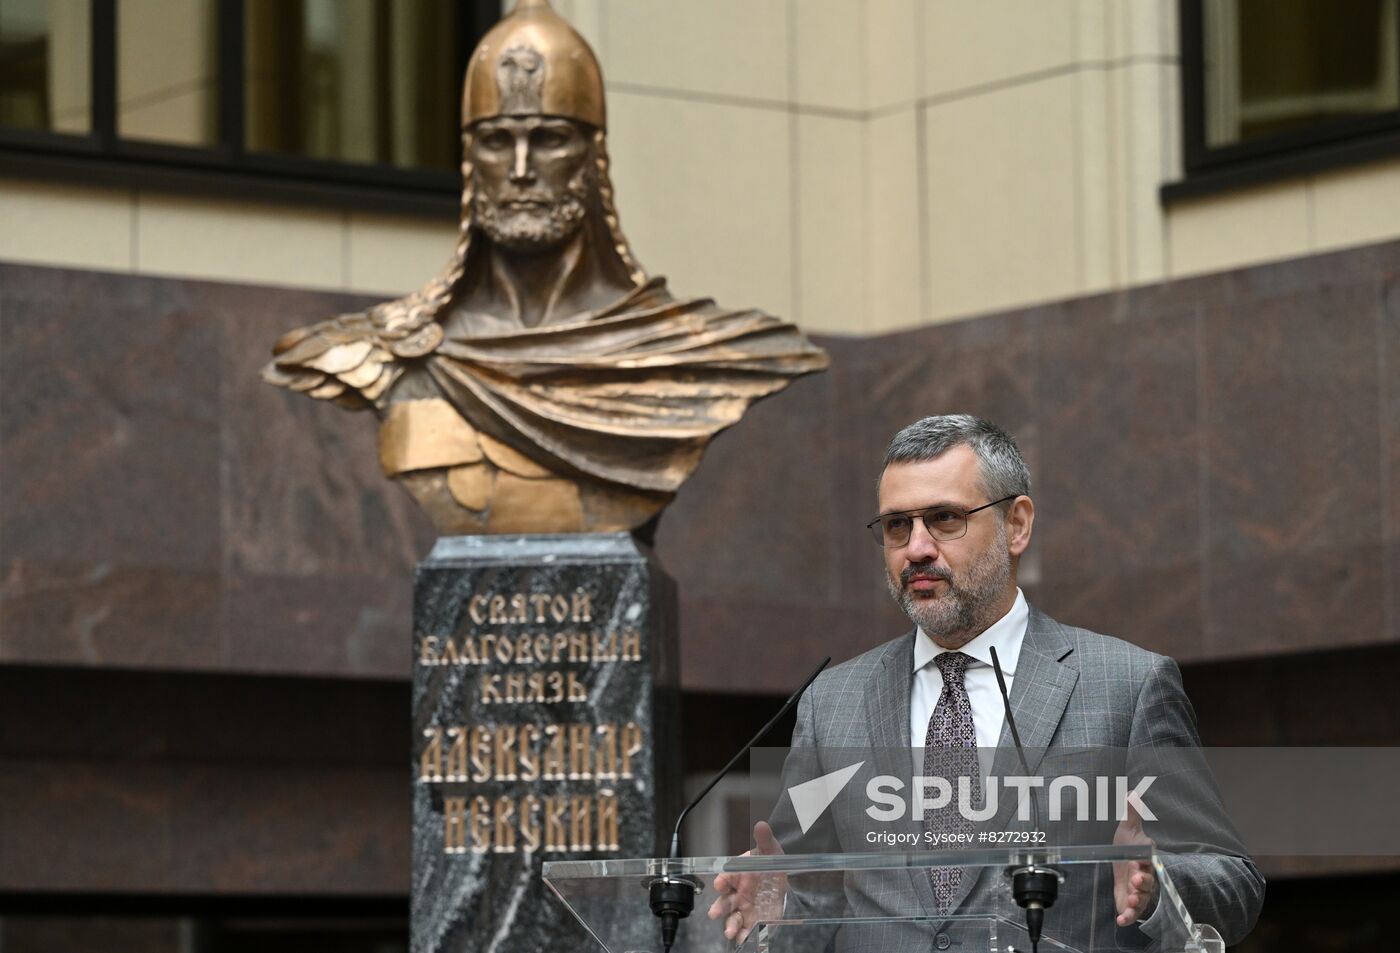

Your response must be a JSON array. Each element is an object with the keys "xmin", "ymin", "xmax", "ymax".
[
  {"xmin": 1166, "ymin": 182, "xmax": 1311, "ymax": 278},
  {"xmin": 346, "ymin": 213, "xmax": 459, "ymax": 296},
  {"xmin": 864, "ymin": 110, "xmax": 921, "ymax": 332},
  {"xmin": 864, "ymin": 0, "xmax": 919, "ymax": 110},
  {"xmin": 920, "ymin": 0, "xmax": 1077, "ymax": 99},
  {"xmin": 1312, "ymin": 158, "xmax": 1400, "ymax": 254},
  {"xmin": 0, "ymin": 179, "xmax": 134, "ymax": 272},
  {"xmin": 604, "ymin": 0, "xmax": 788, "ymax": 102},
  {"xmin": 923, "ymin": 75, "xmax": 1080, "ymax": 322},
  {"xmin": 794, "ymin": 0, "xmax": 866, "ymax": 111},
  {"xmin": 135, "ymin": 195, "xmax": 345, "ymax": 289},
  {"xmin": 606, "ymin": 90, "xmax": 793, "ymax": 318},
  {"xmin": 796, "ymin": 114, "xmax": 867, "ymax": 334}
]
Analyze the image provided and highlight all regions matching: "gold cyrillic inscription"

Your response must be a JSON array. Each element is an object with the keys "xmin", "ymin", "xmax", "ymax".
[
  {"xmin": 419, "ymin": 630, "xmax": 642, "ymax": 667},
  {"xmin": 478, "ymin": 669, "xmax": 587, "ymax": 705},
  {"xmin": 420, "ymin": 722, "xmax": 643, "ymax": 783},
  {"xmin": 597, "ymin": 790, "xmax": 620, "ymax": 851},
  {"xmin": 466, "ymin": 589, "xmax": 595, "ymax": 626},
  {"xmin": 443, "ymin": 790, "xmax": 620, "ymax": 855},
  {"xmin": 424, "ymin": 583, "xmax": 642, "ymax": 857},
  {"xmin": 444, "ymin": 796, "xmax": 467, "ymax": 853}
]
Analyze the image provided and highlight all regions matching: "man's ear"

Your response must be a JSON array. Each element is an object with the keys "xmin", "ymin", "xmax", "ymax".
[{"xmin": 1006, "ymin": 496, "xmax": 1034, "ymax": 557}]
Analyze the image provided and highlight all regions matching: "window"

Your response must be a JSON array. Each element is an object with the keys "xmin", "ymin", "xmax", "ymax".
[
  {"xmin": 0, "ymin": 0, "xmax": 91, "ymax": 134},
  {"xmin": 0, "ymin": 0, "xmax": 501, "ymax": 211},
  {"xmin": 117, "ymin": 0, "xmax": 219, "ymax": 146},
  {"xmin": 1179, "ymin": 0, "xmax": 1400, "ymax": 186},
  {"xmin": 245, "ymin": 0, "xmax": 461, "ymax": 171}
]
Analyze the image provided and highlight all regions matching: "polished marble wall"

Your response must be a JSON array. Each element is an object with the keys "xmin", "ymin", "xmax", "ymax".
[
  {"xmin": 670, "ymin": 243, "xmax": 1399, "ymax": 688},
  {"xmin": 2, "ymin": 240, "xmax": 1398, "ymax": 895},
  {"xmin": 1, "ymin": 240, "xmax": 1397, "ymax": 693}
]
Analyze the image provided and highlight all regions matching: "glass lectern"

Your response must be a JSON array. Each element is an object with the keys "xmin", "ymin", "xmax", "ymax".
[{"xmin": 544, "ymin": 846, "xmax": 1225, "ymax": 953}]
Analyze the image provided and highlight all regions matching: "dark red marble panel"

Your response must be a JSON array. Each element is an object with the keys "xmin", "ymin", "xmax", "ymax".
[
  {"xmin": 0, "ymin": 919, "xmax": 184, "ymax": 953},
  {"xmin": 1383, "ymin": 274, "xmax": 1400, "ymax": 647},
  {"xmin": 1200, "ymin": 281, "xmax": 1385, "ymax": 658},
  {"xmin": 209, "ymin": 281, "xmax": 435, "ymax": 680},
  {"xmin": 1125, "ymin": 268, "xmax": 1233, "ymax": 323},
  {"xmin": 655, "ymin": 340, "xmax": 893, "ymax": 686},
  {"xmin": 827, "ymin": 343, "xmax": 902, "ymax": 636},
  {"xmin": 674, "ymin": 589, "xmax": 879, "ymax": 693},
  {"xmin": 656, "ymin": 364, "xmax": 843, "ymax": 600},
  {"xmin": 0, "ymin": 268, "xmax": 223, "ymax": 669},
  {"xmin": 0, "ymin": 760, "xmax": 406, "ymax": 895},
  {"xmin": 1227, "ymin": 240, "xmax": 1395, "ymax": 303},
  {"xmin": 165, "ymin": 763, "xmax": 407, "ymax": 895},
  {"xmin": 218, "ymin": 570, "xmax": 413, "ymax": 678},
  {"xmin": 0, "ymin": 560, "xmax": 221, "ymax": 669},
  {"xmin": 0, "ymin": 265, "xmax": 435, "ymax": 677},
  {"xmin": 2, "ymin": 234, "xmax": 1398, "ymax": 688},
  {"xmin": 1183, "ymin": 644, "xmax": 1400, "ymax": 746},
  {"xmin": 0, "ymin": 761, "xmax": 176, "ymax": 892},
  {"xmin": 211, "ymin": 283, "xmax": 435, "ymax": 580},
  {"xmin": 0, "ymin": 293, "xmax": 221, "ymax": 570},
  {"xmin": 0, "ymin": 261, "xmax": 173, "ymax": 312},
  {"xmin": 1034, "ymin": 293, "xmax": 1205, "ymax": 659},
  {"xmin": 0, "ymin": 667, "xmax": 406, "ymax": 765}
]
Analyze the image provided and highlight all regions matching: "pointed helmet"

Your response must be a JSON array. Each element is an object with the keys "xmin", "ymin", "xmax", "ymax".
[{"xmin": 462, "ymin": 0, "xmax": 606, "ymax": 130}]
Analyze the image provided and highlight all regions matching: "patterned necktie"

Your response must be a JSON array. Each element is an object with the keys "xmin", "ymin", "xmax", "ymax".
[{"xmin": 923, "ymin": 651, "xmax": 981, "ymax": 911}]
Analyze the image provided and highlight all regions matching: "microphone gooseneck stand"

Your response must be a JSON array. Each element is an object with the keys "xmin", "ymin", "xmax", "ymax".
[
  {"xmin": 989, "ymin": 645, "xmax": 1060, "ymax": 953},
  {"xmin": 649, "ymin": 656, "xmax": 831, "ymax": 953}
]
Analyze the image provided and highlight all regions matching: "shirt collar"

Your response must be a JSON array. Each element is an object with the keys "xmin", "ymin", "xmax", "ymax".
[{"xmin": 913, "ymin": 588, "xmax": 1028, "ymax": 675}]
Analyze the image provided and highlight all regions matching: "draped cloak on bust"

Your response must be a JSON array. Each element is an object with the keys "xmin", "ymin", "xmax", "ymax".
[{"xmin": 262, "ymin": 190, "xmax": 829, "ymax": 533}]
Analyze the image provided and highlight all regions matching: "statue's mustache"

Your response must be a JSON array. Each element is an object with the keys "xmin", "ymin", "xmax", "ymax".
[{"xmin": 495, "ymin": 191, "xmax": 564, "ymax": 206}]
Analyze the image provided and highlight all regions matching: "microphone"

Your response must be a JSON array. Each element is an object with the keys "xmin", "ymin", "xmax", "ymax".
[
  {"xmin": 648, "ymin": 656, "xmax": 831, "ymax": 953},
  {"xmin": 989, "ymin": 645, "xmax": 1060, "ymax": 953}
]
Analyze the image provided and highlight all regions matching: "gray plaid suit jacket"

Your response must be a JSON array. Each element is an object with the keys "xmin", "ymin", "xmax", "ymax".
[{"xmin": 771, "ymin": 605, "xmax": 1264, "ymax": 951}]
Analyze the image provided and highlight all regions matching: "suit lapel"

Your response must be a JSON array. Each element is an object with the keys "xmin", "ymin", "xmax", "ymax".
[
  {"xmin": 988, "ymin": 606, "xmax": 1078, "ymax": 829},
  {"xmin": 862, "ymin": 632, "xmax": 940, "ymax": 915},
  {"xmin": 864, "ymin": 631, "xmax": 913, "ymax": 749}
]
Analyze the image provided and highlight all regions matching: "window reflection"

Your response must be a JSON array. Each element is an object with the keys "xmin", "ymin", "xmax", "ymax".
[
  {"xmin": 0, "ymin": 0, "xmax": 90, "ymax": 134},
  {"xmin": 245, "ymin": 0, "xmax": 460, "ymax": 171},
  {"xmin": 116, "ymin": 0, "xmax": 219, "ymax": 145},
  {"xmin": 1204, "ymin": 0, "xmax": 1400, "ymax": 148}
]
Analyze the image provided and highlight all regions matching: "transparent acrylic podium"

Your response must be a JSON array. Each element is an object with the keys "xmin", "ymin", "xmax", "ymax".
[{"xmin": 544, "ymin": 846, "xmax": 1224, "ymax": 953}]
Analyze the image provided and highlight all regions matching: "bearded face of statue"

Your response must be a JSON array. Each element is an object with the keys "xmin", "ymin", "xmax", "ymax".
[{"xmin": 469, "ymin": 116, "xmax": 596, "ymax": 253}]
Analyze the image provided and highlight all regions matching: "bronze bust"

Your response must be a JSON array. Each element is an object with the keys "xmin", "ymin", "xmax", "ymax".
[{"xmin": 263, "ymin": 0, "xmax": 828, "ymax": 535}]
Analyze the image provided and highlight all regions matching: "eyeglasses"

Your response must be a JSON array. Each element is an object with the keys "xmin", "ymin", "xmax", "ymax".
[{"xmin": 865, "ymin": 496, "xmax": 1016, "ymax": 548}]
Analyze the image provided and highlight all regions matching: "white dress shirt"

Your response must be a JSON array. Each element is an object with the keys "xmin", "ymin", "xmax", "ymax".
[
  {"xmin": 910, "ymin": 588, "xmax": 1028, "ymax": 751},
  {"xmin": 908, "ymin": 589, "xmax": 1161, "ymax": 927}
]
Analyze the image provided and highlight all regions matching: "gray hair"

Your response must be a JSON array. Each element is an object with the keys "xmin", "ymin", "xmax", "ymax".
[{"xmin": 880, "ymin": 415, "xmax": 1030, "ymax": 503}]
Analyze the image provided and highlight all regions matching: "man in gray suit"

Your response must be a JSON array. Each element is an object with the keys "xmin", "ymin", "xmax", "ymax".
[{"xmin": 709, "ymin": 415, "xmax": 1263, "ymax": 950}]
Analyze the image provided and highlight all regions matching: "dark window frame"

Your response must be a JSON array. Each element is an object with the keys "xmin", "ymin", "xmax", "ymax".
[
  {"xmin": 1166, "ymin": 0, "xmax": 1400, "ymax": 202},
  {"xmin": 0, "ymin": 0, "xmax": 500, "ymax": 216}
]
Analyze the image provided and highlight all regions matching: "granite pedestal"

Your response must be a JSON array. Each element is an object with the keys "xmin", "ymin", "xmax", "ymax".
[{"xmin": 412, "ymin": 533, "xmax": 680, "ymax": 953}]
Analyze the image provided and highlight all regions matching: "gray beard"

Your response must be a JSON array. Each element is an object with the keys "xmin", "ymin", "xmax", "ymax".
[
  {"xmin": 473, "ymin": 172, "xmax": 592, "ymax": 253},
  {"xmin": 886, "ymin": 527, "xmax": 1012, "ymax": 647}
]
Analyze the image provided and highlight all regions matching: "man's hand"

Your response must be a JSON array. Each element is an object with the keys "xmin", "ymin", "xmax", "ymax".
[
  {"xmin": 1113, "ymin": 801, "xmax": 1158, "ymax": 927},
  {"xmin": 706, "ymin": 821, "xmax": 787, "ymax": 945}
]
